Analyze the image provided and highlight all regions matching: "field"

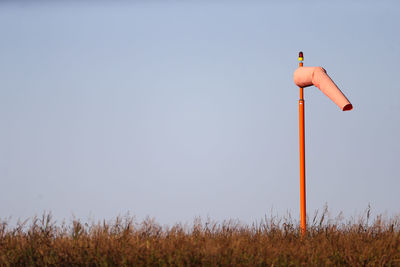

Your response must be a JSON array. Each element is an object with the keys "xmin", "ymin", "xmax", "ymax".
[{"xmin": 1, "ymin": 209, "xmax": 399, "ymax": 266}]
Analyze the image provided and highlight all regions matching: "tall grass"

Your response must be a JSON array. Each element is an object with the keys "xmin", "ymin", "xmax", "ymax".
[{"xmin": 0, "ymin": 209, "xmax": 399, "ymax": 266}]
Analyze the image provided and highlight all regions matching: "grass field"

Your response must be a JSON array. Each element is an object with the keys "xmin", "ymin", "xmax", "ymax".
[{"xmin": 1, "ymin": 208, "xmax": 399, "ymax": 266}]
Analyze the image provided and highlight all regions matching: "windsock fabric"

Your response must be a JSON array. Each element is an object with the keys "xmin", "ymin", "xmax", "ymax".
[{"xmin": 293, "ymin": 67, "xmax": 353, "ymax": 111}]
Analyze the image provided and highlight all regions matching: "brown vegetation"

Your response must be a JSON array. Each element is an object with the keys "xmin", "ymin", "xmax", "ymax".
[{"xmin": 0, "ymin": 209, "xmax": 399, "ymax": 266}]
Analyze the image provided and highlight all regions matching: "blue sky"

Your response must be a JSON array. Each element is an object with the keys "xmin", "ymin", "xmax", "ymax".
[{"xmin": 0, "ymin": 0, "xmax": 399, "ymax": 225}]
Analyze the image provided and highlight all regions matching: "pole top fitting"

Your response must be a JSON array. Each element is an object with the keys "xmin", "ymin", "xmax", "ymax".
[{"xmin": 298, "ymin": 51, "xmax": 304, "ymax": 62}]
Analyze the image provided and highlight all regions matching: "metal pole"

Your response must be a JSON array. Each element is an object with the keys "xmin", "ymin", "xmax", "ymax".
[{"xmin": 298, "ymin": 51, "xmax": 306, "ymax": 236}]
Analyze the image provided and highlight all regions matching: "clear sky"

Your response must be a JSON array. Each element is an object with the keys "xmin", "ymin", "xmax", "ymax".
[{"xmin": 0, "ymin": 0, "xmax": 399, "ymax": 225}]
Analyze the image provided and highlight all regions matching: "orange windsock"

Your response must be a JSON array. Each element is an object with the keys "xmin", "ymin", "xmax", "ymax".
[{"xmin": 293, "ymin": 67, "xmax": 353, "ymax": 111}]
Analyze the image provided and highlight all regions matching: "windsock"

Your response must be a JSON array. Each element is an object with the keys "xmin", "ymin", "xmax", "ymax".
[{"xmin": 293, "ymin": 67, "xmax": 353, "ymax": 111}]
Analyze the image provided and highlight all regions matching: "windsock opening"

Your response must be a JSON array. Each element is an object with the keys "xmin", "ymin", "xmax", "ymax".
[{"xmin": 342, "ymin": 103, "xmax": 353, "ymax": 111}]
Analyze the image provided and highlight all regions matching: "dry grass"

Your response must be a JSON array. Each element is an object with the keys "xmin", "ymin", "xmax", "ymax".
[{"xmin": 1, "ymin": 208, "xmax": 399, "ymax": 266}]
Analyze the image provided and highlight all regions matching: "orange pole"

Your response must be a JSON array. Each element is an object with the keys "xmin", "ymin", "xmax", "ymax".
[{"xmin": 298, "ymin": 51, "xmax": 306, "ymax": 236}]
